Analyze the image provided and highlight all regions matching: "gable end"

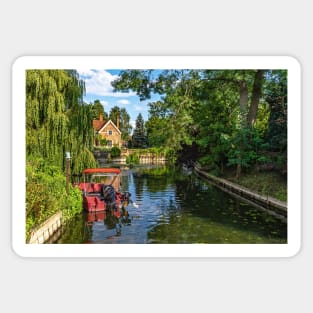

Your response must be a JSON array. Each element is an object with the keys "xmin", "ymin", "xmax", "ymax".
[{"xmin": 98, "ymin": 120, "xmax": 121, "ymax": 134}]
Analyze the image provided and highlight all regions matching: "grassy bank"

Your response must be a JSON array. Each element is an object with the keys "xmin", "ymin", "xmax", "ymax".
[{"xmin": 221, "ymin": 170, "xmax": 287, "ymax": 202}]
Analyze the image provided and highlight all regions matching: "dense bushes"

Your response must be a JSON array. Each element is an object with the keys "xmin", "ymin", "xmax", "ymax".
[
  {"xmin": 110, "ymin": 146, "xmax": 121, "ymax": 158},
  {"xmin": 26, "ymin": 158, "xmax": 82, "ymax": 241}
]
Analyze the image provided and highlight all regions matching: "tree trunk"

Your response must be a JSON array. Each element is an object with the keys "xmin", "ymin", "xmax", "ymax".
[
  {"xmin": 239, "ymin": 80, "xmax": 248, "ymax": 114},
  {"xmin": 237, "ymin": 79, "xmax": 248, "ymax": 179},
  {"xmin": 247, "ymin": 70, "xmax": 264, "ymax": 126},
  {"xmin": 236, "ymin": 163, "xmax": 241, "ymax": 180}
]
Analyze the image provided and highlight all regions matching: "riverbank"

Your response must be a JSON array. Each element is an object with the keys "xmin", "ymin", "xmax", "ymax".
[
  {"xmin": 28, "ymin": 212, "xmax": 62, "ymax": 244},
  {"xmin": 193, "ymin": 162, "xmax": 287, "ymax": 219},
  {"xmin": 26, "ymin": 157, "xmax": 83, "ymax": 242},
  {"xmin": 224, "ymin": 170, "xmax": 287, "ymax": 202}
]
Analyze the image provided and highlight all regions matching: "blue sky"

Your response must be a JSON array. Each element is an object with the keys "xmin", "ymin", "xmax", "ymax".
[{"xmin": 76, "ymin": 69, "xmax": 161, "ymax": 130}]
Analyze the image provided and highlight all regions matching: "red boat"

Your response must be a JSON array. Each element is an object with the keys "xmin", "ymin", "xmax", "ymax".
[{"xmin": 76, "ymin": 168, "xmax": 131, "ymax": 212}]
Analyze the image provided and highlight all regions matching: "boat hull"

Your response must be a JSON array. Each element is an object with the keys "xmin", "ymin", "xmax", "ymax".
[
  {"xmin": 83, "ymin": 194, "xmax": 106, "ymax": 212},
  {"xmin": 76, "ymin": 168, "xmax": 131, "ymax": 212}
]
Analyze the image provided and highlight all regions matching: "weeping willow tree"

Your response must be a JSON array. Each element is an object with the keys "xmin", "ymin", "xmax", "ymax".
[{"xmin": 26, "ymin": 70, "xmax": 97, "ymax": 175}]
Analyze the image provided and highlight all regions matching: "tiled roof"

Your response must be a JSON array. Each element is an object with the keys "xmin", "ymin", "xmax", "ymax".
[{"xmin": 93, "ymin": 119, "xmax": 106, "ymax": 131}]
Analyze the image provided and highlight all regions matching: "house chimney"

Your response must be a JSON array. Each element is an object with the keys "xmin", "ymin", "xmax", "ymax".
[
  {"xmin": 116, "ymin": 115, "xmax": 120, "ymax": 129},
  {"xmin": 99, "ymin": 114, "xmax": 103, "ymax": 121}
]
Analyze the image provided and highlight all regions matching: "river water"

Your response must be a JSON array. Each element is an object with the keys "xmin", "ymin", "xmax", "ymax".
[{"xmin": 56, "ymin": 165, "xmax": 287, "ymax": 244}]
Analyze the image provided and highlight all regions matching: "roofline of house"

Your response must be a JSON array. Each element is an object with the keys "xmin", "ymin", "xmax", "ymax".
[{"xmin": 98, "ymin": 119, "xmax": 121, "ymax": 134}]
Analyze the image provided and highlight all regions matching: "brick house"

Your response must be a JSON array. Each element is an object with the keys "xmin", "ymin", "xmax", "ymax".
[{"xmin": 93, "ymin": 114, "xmax": 122, "ymax": 148}]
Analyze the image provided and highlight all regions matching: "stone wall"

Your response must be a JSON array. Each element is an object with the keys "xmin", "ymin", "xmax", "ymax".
[
  {"xmin": 94, "ymin": 148, "xmax": 168, "ymax": 165},
  {"xmin": 28, "ymin": 212, "xmax": 62, "ymax": 244}
]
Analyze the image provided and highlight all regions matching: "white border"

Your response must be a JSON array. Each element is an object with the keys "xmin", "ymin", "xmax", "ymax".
[{"xmin": 12, "ymin": 56, "xmax": 301, "ymax": 258}]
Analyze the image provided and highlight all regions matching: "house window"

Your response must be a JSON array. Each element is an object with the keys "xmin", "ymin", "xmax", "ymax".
[
  {"xmin": 107, "ymin": 140, "xmax": 113, "ymax": 147},
  {"xmin": 108, "ymin": 130, "xmax": 113, "ymax": 135}
]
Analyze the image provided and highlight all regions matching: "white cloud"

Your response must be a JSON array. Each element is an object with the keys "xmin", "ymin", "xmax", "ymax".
[
  {"xmin": 76, "ymin": 69, "xmax": 134, "ymax": 97},
  {"xmin": 117, "ymin": 99, "xmax": 130, "ymax": 105},
  {"xmin": 100, "ymin": 100, "xmax": 109, "ymax": 107},
  {"xmin": 134, "ymin": 105, "xmax": 144, "ymax": 111}
]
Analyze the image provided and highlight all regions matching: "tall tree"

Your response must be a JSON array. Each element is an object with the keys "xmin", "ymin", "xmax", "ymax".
[
  {"xmin": 113, "ymin": 70, "xmax": 198, "ymax": 151},
  {"xmin": 112, "ymin": 69, "xmax": 285, "ymax": 177},
  {"xmin": 247, "ymin": 70, "xmax": 265, "ymax": 127},
  {"xmin": 109, "ymin": 106, "xmax": 121, "ymax": 125},
  {"xmin": 132, "ymin": 113, "xmax": 147, "ymax": 148},
  {"xmin": 265, "ymin": 70, "xmax": 287, "ymax": 154},
  {"xmin": 145, "ymin": 115, "xmax": 169, "ymax": 147},
  {"xmin": 109, "ymin": 106, "xmax": 132, "ymax": 140},
  {"xmin": 199, "ymin": 70, "xmax": 266, "ymax": 178},
  {"xmin": 26, "ymin": 70, "xmax": 97, "ymax": 174},
  {"xmin": 119, "ymin": 108, "xmax": 132, "ymax": 140},
  {"xmin": 92, "ymin": 99, "xmax": 107, "ymax": 120}
]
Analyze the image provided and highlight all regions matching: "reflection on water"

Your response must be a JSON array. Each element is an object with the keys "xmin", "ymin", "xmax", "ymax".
[{"xmin": 56, "ymin": 165, "xmax": 287, "ymax": 244}]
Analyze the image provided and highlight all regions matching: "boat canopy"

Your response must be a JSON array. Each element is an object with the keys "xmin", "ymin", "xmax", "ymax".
[{"xmin": 83, "ymin": 168, "xmax": 121, "ymax": 174}]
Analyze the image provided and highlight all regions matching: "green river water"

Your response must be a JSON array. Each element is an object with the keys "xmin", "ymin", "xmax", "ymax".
[{"xmin": 56, "ymin": 165, "xmax": 287, "ymax": 244}]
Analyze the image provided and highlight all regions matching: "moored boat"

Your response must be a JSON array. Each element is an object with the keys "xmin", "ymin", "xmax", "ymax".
[{"xmin": 75, "ymin": 168, "xmax": 131, "ymax": 212}]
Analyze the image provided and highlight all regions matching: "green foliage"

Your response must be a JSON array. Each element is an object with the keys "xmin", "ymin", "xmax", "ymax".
[
  {"xmin": 111, "ymin": 70, "xmax": 154, "ymax": 101},
  {"xmin": 145, "ymin": 115, "xmax": 169, "ymax": 147},
  {"xmin": 109, "ymin": 106, "xmax": 120, "ymax": 125},
  {"xmin": 120, "ymin": 108, "xmax": 132, "ymax": 140},
  {"xmin": 62, "ymin": 186, "xmax": 83, "ymax": 221},
  {"xmin": 163, "ymin": 147, "xmax": 176, "ymax": 163},
  {"xmin": 93, "ymin": 146, "xmax": 111, "ymax": 153},
  {"xmin": 226, "ymin": 126, "xmax": 270, "ymax": 170},
  {"xmin": 132, "ymin": 113, "xmax": 148, "ymax": 148},
  {"xmin": 72, "ymin": 147, "xmax": 98, "ymax": 175},
  {"xmin": 126, "ymin": 153, "xmax": 140, "ymax": 165},
  {"xmin": 99, "ymin": 137, "xmax": 108, "ymax": 146},
  {"xmin": 91, "ymin": 99, "xmax": 107, "ymax": 120},
  {"xmin": 25, "ymin": 70, "xmax": 99, "ymax": 240},
  {"xmin": 253, "ymin": 101, "xmax": 270, "ymax": 137},
  {"xmin": 26, "ymin": 158, "xmax": 82, "ymax": 241},
  {"xmin": 112, "ymin": 69, "xmax": 287, "ymax": 179},
  {"xmin": 26, "ymin": 70, "xmax": 96, "ymax": 176},
  {"xmin": 265, "ymin": 70, "xmax": 287, "ymax": 153},
  {"xmin": 110, "ymin": 146, "xmax": 121, "ymax": 157},
  {"xmin": 109, "ymin": 106, "xmax": 132, "ymax": 140}
]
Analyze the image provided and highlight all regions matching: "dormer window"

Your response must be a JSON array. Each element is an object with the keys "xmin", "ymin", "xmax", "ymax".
[{"xmin": 108, "ymin": 130, "xmax": 113, "ymax": 135}]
